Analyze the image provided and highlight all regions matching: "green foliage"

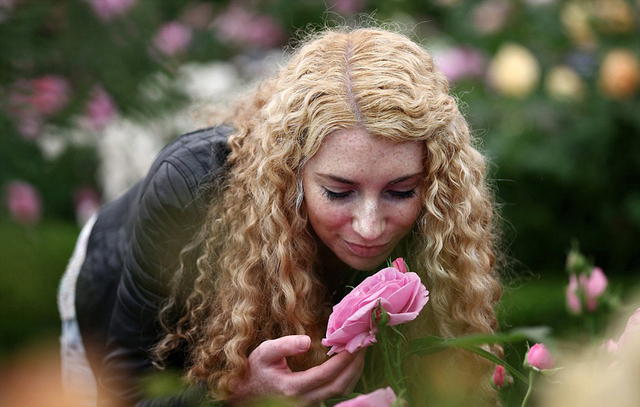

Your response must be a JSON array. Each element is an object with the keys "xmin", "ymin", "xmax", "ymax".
[{"xmin": 0, "ymin": 219, "xmax": 78, "ymax": 359}]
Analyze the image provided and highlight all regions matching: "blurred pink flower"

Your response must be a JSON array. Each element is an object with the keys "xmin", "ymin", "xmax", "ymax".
[
  {"xmin": 600, "ymin": 338, "xmax": 619, "ymax": 354},
  {"xmin": 334, "ymin": 387, "xmax": 397, "ymax": 407},
  {"xmin": 472, "ymin": 0, "xmax": 511, "ymax": 35},
  {"xmin": 214, "ymin": 6, "xmax": 285, "ymax": 49},
  {"xmin": 7, "ymin": 75, "xmax": 70, "ymax": 139},
  {"xmin": 153, "ymin": 21, "xmax": 192, "ymax": 56},
  {"xmin": 526, "ymin": 343, "xmax": 555, "ymax": 371},
  {"xmin": 330, "ymin": 0, "xmax": 366, "ymax": 15},
  {"xmin": 82, "ymin": 86, "xmax": 117, "ymax": 130},
  {"xmin": 567, "ymin": 267, "xmax": 608, "ymax": 314},
  {"xmin": 322, "ymin": 259, "xmax": 429, "ymax": 355},
  {"xmin": 580, "ymin": 267, "xmax": 608, "ymax": 311},
  {"xmin": 492, "ymin": 365, "xmax": 513, "ymax": 389},
  {"xmin": 14, "ymin": 108, "xmax": 44, "ymax": 140},
  {"xmin": 6, "ymin": 181, "xmax": 42, "ymax": 225},
  {"xmin": 566, "ymin": 274, "xmax": 582, "ymax": 314},
  {"xmin": 435, "ymin": 47, "xmax": 486, "ymax": 82},
  {"xmin": 74, "ymin": 187, "xmax": 101, "ymax": 226},
  {"xmin": 599, "ymin": 307, "xmax": 640, "ymax": 360},
  {"xmin": 617, "ymin": 307, "xmax": 640, "ymax": 351},
  {"xmin": 29, "ymin": 75, "xmax": 70, "ymax": 115},
  {"xmin": 89, "ymin": 0, "xmax": 136, "ymax": 22}
]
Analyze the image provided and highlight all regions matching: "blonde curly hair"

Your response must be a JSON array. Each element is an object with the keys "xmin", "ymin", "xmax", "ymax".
[{"xmin": 153, "ymin": 27, "xmax": 501, "ymax": 404}]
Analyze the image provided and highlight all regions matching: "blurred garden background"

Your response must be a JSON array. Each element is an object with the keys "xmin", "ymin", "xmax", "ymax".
[{"xmin": 1, "ymin": 0, "xmax": 640, "ymax": 403}]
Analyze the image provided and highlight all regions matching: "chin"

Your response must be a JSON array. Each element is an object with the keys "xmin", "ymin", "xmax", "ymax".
[{"xmin": 343, "ymin": 253, "xmax": 389, "ymax": 272}]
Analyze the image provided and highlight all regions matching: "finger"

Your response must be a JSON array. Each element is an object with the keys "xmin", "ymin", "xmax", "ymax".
[
  {"xmin": 252, "ymin": 335, "xmax": 311, "ymax": 365},
  {"xmin": 301, "ymin": 349, "xmax": 366, "ymax": 403},
  {"xmin": 342, "ymin": 350, "xmax": 366, "ymax": 394},
  {"xmin": 285, "ymin": 349, "xmax": 359, "ymax": 393}
]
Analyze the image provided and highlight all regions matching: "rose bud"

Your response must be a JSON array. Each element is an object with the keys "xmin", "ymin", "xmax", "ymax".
[
  {"xmin": 392, "ymin": 257, "xmax": 408, "ymax": 273},
  {"xmin": 582, "ymin": 267, "xmax": 608, "ymax": 312},
  {"xmin": 492, "ymin": 365, "xmax": 513, "ymax": 390},
  {"xmin": 525, "ymin": 343, "xmax": 556, "ymax": 371}
]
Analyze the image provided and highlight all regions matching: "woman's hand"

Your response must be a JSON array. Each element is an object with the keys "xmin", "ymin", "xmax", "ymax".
[{"xmin": 229, "ymin": 335, "xmax": 365, "ymax": 405}]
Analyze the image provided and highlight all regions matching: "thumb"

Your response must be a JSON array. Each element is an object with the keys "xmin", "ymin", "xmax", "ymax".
[{"xmin": 253, "ymin": 335, "xmax": 311, "ymax": 365}]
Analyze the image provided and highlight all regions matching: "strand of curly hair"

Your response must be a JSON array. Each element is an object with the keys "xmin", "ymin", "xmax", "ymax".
[{"xmin": 152, "ymin": 27, "xmax": 502, "ymax": 404}]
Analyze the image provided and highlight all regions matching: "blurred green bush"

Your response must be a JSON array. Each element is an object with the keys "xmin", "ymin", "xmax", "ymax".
[{"xmin": 0, "ymin": 220, "xmax": 79, "ymax": 358}]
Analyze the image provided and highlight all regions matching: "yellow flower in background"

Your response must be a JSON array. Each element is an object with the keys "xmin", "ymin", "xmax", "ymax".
[
  {"xmin": 591, "ymin": 0, "xmax": 635, "ymax": 34},
  {"xmin": 599, "ymin": 49, "xmax": 640, "ymax": 100},
  {"xmin": 545, "ymin": 65, "xmax": 586, "ymax": 102},
  {"xmin": 561, "ymin": 2, "xmax": 598, "ymax": 49},
  {"xmin": 561, "ymin": 0, "xmax": 633, "ymax": 47},
  {"xmin": 487, "ymin": 43, "xmax": 540, "ymax": 98}
]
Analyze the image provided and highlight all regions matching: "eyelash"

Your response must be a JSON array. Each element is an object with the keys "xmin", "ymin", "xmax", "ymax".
[
  {"xmin": 323, "ymin": 189, "xmax": 353, "ymax": 201},
  {"xmin": 388, "ymin": 189, "xmax": 417, "ymax": 200},
  {"xmin": 322, "ymin": 188, "xmax": 417, "ymax": 201}
]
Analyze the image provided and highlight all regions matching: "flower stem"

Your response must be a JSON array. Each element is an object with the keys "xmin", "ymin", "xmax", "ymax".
[
  {"xmin": 393, "ymin": 336, "xmax": 404, "ymax": 387},
  {"xmin": 520, "ymin": 370, "xmax": 536, "ymax": 407},
  {"xmin": 381, "ymin": 330, "xmax": 400, "ymax": 391}
]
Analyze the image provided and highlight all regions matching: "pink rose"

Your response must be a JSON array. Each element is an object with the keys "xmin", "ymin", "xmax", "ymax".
[
  {"xmin": 581, "ymin": 267, "xmax": 608, "ymax": 311},
  {"xmin": 6, "ymin": 181, "xmax": 42, "ymax": 225},
  {"xmin": 7, "ymin": 75, "xmax": 70, "ymax": 139},
  {"xmin": 598, "ymin": 308, "xmax": 640, "ymax": 357},
  {"xmin": 153, "ymin": 21, "xmax": 192, "ymax": 56},
  {"xmin": 566, "ymin": 267, "xmax": 608, "ymax": 313},
  {"xmin": 334, "ymin": 387, "xmax": 397, "ymax": 407},
  {"xmin": 392, "ymin": 257, "xmax": 408, "ymax": 273},
  {"xmin": 213, "ymin": 6, "xmax": 285, "ymax": 49},
  {"xmin": 492, "ymin": 365, "xmax": 513, "ymax": 389},
  {"xmin": 81, "ymin": 86, "xmax": 117, "ymax": 130},
  {"xmin": 600, "ymin": 339, "xmax": 619, "ymax": 354},
  {"xmin": 89, "ymin": 0, "xmax": 136, "ymax": 22},
  {"xmin": 617, "ymin": 307, "xmax": 640, "ymax": 351},
  {"xmin": 28, "ymin": 75, "xmax": 70, "ymax": 115},
  {"xmin": 322, "ymin": 260, "xmax": 429, "ymax": 355},
  {"xmin": 526, "ymin": 343, "xmax": 555, "ymax": 371},
  {"xmin": 435, "ymin": 47, "xmax": 486, "ymax": 82},
  {"xmin": 566, "ymin": 274, "xmax": 582, "ymax": 314}
]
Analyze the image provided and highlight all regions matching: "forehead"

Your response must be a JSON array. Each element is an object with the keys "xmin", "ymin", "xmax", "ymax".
[{"xmin": 306, "ymin": 128, "xmax": 424, "ymax": 175}]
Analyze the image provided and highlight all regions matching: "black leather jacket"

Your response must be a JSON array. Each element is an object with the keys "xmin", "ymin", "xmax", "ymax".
[{"xmin": 75, "ymin": 127, "xmax": 232, "ymax": 406}]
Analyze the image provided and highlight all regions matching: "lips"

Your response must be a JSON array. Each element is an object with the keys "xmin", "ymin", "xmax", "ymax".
[{"xmin": 344, "ymin": 240, "xmax": 388, "ymax": 257}]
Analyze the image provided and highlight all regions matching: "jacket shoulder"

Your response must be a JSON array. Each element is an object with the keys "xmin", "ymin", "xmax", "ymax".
[{"xmin": 144, "ymin": 126, "xmax": 232, "ymax": 197}]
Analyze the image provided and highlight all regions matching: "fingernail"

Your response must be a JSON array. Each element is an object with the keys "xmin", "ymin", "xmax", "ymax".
[{"xmin": 297, "ymin": 336, "xmax": 310, "ymax": 351}]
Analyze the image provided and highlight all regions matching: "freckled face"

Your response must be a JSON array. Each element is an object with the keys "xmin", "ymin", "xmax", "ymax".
[{"xmin": 302, "ymin": 127, "xmax": 424, "ymax": 271}]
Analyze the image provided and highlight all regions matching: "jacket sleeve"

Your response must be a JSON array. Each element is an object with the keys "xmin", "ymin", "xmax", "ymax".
[{"xmin": 97, "ymin": 130, "xmax": 230, "ymax": 407}]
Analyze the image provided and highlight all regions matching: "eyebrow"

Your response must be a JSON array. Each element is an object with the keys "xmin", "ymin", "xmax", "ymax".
[{"xmin": 316, "ymin": 173, "xmax": 421, "ymax": 185}]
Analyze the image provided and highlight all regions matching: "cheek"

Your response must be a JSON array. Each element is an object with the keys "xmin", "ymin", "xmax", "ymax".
[
  {"xmin": 390, "ymin": 201, "xmax": 422, "ymax": 231},
  {"xmin": 306, "ymin": 196, "xmax": 351, "ymax": 234},
  {"xmin": 312, "ymin": 205, "xmax": 351, "ymax": 233}
]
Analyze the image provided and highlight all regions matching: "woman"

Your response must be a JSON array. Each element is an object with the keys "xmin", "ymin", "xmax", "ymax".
[{"xmin": 58, "ymin": 27, "xmax": 501, "ymax": 406}]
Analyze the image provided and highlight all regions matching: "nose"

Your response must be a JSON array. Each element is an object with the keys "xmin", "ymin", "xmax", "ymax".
[{"xmin": 352, "ymin": 199, "xmax": 385, "ymax": 241}]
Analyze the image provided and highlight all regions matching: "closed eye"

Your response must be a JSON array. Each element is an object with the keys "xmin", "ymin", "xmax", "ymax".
[
  {"xmin": 323, "ymin": 188, "xmax": 353, "ymax": 201},
  {"xmin": 387, "ymin": 189, "xmax": 417, "ymax": 200}
]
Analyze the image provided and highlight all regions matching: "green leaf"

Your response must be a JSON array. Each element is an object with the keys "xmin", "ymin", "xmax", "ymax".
[
  {"xmin": 405, "ymin": 326, "xmax": 552, "ymax": 358},
  {"xmin": 461, "ymin": 346, "xmax": 529, "ymax": 385},
  {"xmin": 507, "ymin": 326, "xmax": 553, "ymax": 344},
  {"xmin": 404, "ymin": 335, "xmax": 448, "ymax": 356}
]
